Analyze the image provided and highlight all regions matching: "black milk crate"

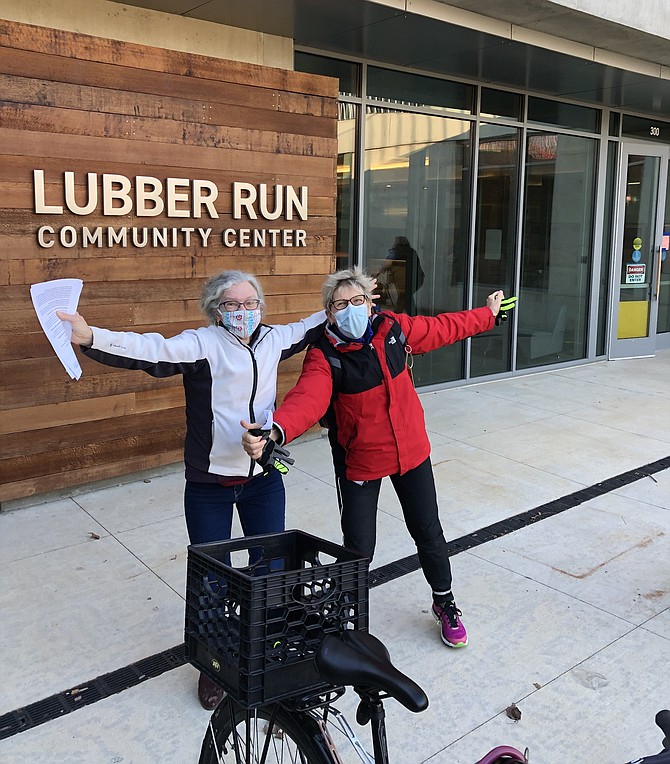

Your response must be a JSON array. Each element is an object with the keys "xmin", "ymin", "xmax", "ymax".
[{"xmin": 184, "ymin": 530, "xmax": 369, "ymax": 709}]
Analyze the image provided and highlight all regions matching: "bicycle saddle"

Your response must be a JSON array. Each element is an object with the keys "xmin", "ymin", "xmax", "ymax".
[{"xmin": 315, "ymin": 630, "xmax": 429, "ymax": 713}]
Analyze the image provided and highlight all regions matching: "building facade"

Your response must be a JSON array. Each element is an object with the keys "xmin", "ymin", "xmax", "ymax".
[{"xmin": 2, "ymin": 0, "xmax": 669, "ymax": 501}]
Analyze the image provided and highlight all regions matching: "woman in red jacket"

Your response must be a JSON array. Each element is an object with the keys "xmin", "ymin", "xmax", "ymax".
[{"xmin": 242, "ymin": 267, "xmax": 504, "ymax": 648}]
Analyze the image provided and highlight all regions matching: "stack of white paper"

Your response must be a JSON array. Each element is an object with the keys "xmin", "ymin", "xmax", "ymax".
[{"xmin": 30, "ymin": 278, "xmax": 84, "ymax": 380}]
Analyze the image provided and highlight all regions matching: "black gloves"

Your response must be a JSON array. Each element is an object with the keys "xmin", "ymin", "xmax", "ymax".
[
  {"xmin": 495, "ymin": 295, "xmax": 518, "ymax": 326},
  {"xmin": 249, "ymin": 429, "xmax": 295, "ymax": 475}
]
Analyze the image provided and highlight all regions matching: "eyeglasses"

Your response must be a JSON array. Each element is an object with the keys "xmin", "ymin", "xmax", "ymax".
[
  {"xmin": 218, "ymin": 299, "xmax": 262, "ymax": 312},
  {"xmin": 330, "ymin": 294, "xmax": 369, "ymax": 312}
]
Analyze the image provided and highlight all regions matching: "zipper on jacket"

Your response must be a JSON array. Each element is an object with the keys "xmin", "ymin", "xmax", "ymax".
[{"xmin": 243, "ymin": 343, "xmax": 259, "ymax": 478}]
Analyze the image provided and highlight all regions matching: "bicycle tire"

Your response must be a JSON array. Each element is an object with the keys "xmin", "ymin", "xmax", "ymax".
[{"xmin": 199, "ymin": 696, "xmax": 336, "ymax": 764}]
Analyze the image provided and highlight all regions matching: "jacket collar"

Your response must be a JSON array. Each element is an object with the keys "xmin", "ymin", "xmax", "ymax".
[
  {"xmin": 214, "ymin": 322, "xmax": 271, "ymax": 348},
  {"xmin": 324, "ymin": 314, "xmax": 384, "ymax": 349}
]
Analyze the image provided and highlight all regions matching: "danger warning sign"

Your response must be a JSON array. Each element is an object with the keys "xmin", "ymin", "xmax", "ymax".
[{"xmin": 626, "ymin": 264, "xmax": 646, "ymax": 284}]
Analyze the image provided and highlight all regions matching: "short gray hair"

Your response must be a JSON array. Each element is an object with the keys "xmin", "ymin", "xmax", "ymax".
[
  {"xmin": 322, "ymin": 266, "xmax": 375, "ymax": 310},
  {"xmin": 200, "ymin": 270, "xmax": 265, "ymax": 323}
]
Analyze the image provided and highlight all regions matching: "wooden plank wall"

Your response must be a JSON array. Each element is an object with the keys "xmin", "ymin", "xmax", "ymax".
[{"xmin": 0, "ymin": 20, "xmax": 337, "ymax": 503}]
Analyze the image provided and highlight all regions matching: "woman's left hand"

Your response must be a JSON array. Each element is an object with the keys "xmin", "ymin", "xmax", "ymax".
[{"xmin": 486, "ymin": 290, "xmax": 504, "ymax": 317}]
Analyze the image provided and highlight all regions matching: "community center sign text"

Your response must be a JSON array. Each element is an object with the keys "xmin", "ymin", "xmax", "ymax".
[{"xmin": 33, "ymin": 170, "xmax": 309, "ymax": 249}]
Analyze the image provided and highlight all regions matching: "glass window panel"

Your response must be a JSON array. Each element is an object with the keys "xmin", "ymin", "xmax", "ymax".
[
  {"xmin": 336, "ymin": 103, "xmax": 358, "ymax": 270},
  {"xmin": 518, "ymin": 131, "xmax": 597, "ymax": 368},
  {"xmin": 597, "ymin": 142, "xmax": 618, "ymax": 355},
  {"xmin": 658, "ymin": 159, "xmax": 670, "ymax": 334},
  {"xmin": 480, "ymin": 88, "xmax": 523, "ymax": 120},
  {"xmin": 609, "ymin": 111, "xmax": 620, "ymax": 137},
  {"xmin": 528, "ymin": 97, "xmax": 600, "ymax": 133},
  {"xmin": 294, "ymin": 52, "xmax": 360, "ymax": 97},
  {"xmin": 362, "ymin": 107, "xmax": 472, "ymax": 384},
  {"xmin": 367, "ymin": 67, "xmax": 473, "ymax": 114},
  {"xmin": 470, "ymin": 125, "xmax": 521, "ymax": 378}
]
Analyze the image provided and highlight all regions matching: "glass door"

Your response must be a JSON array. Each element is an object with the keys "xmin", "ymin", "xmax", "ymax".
[
  {"xmin": 609, "ymin": 144, "xmax": 669, "ymax": 358},
  {"xmin": 656, "ymin": 159, "xmax": 670, "ymax": 348}
]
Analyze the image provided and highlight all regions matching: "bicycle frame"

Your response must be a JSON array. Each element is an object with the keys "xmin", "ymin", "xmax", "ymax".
[
  {"xmin": 313, "ymin": 692, "xmax": 392, "ymax": 764},
  {"xmin": 365, "ymin": 697, "xmax": 390, "ymax": 764},
  {"xmin": 200, "ymin": 679, "xmax": 530, "ymax": 764},
  {"xmin": 315, "ymin": 706, "xmax": 374, "ymax": 764}
]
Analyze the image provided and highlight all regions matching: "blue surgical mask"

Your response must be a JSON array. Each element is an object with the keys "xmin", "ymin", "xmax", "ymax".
[{"xmin": 335, "ymin": 303, "xmax": 370, "ymax": 340}]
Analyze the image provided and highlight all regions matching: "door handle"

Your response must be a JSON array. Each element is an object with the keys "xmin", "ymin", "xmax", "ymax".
[{"xmin": 653, "ymin": 245, "xmax": 661, "ymax": 300}]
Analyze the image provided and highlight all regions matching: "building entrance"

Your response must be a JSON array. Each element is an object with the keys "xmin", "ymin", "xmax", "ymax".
[{"xmin": 610, "ymin": 144, "xmax": 670, "ymax": 359}]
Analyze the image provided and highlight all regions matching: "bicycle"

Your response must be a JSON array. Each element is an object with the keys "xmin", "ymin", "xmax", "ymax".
[
  {"xmin": 627, "ymin": 710, "xmax": 670, "ymax": 763},
  {"xmin": 197, "ymin": 628, "xmax": 528, "ymax": 764}
]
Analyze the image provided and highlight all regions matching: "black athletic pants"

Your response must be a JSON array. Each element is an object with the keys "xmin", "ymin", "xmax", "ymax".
[{"xmin": 334, "ymin": 456, "xmax": 452, "ymax": 594}]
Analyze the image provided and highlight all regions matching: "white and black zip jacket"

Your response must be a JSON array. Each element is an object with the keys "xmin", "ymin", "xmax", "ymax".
[{"xmin": 83, "ymin": 312, "xmax": 326, "ymax": 478}]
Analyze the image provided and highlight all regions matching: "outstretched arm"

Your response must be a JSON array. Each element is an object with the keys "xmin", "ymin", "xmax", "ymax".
[
  {"xmin": 57, "ymin": 311, "xmax": 207, "ymax": 377},
  {"xmin": 394, "ymin": 290, "xmax": 505, "ymax": 354}
]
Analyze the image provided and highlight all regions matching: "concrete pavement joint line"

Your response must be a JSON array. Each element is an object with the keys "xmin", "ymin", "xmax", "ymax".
[
  {"xmin": 74, "ymin": 499, "xmax": 188, "ymax": 601},
  {"xmin": 1, "ymin": 455, "xmax": 668, "ymax": 740},
  {"xmin": 432, "ymin": 621, "xmax": 646, "ymax": 761},
  {"xmin": 370, "ymin": 456, "xmax": 670, "ymax": 587}
]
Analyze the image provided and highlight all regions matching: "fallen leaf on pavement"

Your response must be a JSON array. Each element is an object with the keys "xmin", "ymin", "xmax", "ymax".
[{"xmin": 505, "ymin": 703, "xmax": 522, "ymax": 721}]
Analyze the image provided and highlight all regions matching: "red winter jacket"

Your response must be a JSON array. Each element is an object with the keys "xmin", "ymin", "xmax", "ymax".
[{"xmin": 273, "ymin": 307, "xmax": 495, "ymax": 481}]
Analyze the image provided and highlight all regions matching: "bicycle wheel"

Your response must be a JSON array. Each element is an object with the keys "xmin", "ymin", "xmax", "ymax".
[{"xmin": 199, "ymin": 696, "xmax": 335, "ymax": 764}]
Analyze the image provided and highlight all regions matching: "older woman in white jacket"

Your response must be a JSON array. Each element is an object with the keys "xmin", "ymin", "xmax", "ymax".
[{"xmin": 58, "ymin": 269, "xmax": 325, "ymax": 709}]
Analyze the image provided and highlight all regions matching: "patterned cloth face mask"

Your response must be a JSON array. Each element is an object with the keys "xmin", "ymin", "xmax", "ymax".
[{"xmin": 218, "ymin": 308, "xmax": 262, "ymax": 340}]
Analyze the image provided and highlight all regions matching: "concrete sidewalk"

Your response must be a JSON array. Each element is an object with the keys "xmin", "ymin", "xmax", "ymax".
[{"xmin": 1, "ymin": 352, "xmax": 669, "ymax": 763}]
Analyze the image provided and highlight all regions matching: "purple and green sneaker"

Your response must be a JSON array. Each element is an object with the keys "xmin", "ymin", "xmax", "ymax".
[{"xmin": 432, "ymin": 600, "xmax": 468, "ymax": 648}]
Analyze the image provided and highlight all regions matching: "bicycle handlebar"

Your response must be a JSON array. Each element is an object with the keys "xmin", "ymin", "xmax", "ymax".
[{"xmin": 657, "ymin": 710, "xmax": 670, "ymax": 749}]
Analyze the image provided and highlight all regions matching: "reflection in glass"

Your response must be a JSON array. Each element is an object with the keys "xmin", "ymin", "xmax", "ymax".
[
  {"xmin": 294, "ymin": 52, "xmax": 360, "ymax": 97},
  {"xmin": 362, "ymin": 107, "xmax": 472, "ymax": 384},
  {"xmin": 470, "ymin": 125, "xmax": 520, "ymax": 377},
  {"xmin": 367, "ymin": 67, "xmax": 473, "ymax": 114},
  {"xmin": 517, "ymin": 132, "xmax": 597, "ymax": 368},
  {"xmin": 480, "ymin": 88, "xmax": 523, "ymax": 121},
  {"xmin": 528, "ymin": 97, "xmax": 600, "ymax": 133},
  {"xmin": 336, "ymin": 103, "xmax": 358, "ymax": 270},
  {"xmin": 656, "ymin": 161, "xmax": 670, "ymax": 334}
]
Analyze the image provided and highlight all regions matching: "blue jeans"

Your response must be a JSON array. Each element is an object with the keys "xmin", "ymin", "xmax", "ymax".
[{"xmin": 184, "ymin": 468, "xmax": 285, "ymax": 545}]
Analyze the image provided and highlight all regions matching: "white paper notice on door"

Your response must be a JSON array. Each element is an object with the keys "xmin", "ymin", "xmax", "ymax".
[{"xmin": 30, "ymin": 278, "xmax": 84, "ymax": 380}]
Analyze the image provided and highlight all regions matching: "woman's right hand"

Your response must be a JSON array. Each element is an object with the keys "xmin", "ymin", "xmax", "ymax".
[
  {"xmin": 240, "ymin": 420, "xmax": 280, "ymax": 460},
  {"xmin": 56, "ymin": 311, "xmax": 94, "ymax": 347}
]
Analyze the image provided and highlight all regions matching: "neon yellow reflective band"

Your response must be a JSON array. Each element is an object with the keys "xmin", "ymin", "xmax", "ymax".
[{"xmin": 500, "ymin": 296, "xmax": 518, "ymax": 311}]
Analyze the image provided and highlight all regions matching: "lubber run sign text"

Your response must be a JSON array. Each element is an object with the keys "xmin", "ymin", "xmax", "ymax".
[{"xmin": 33, "ymin": 171, "xmax": 309, "ymax": 249}]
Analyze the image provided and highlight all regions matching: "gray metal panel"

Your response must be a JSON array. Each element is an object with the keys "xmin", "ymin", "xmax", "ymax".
[
  {"xmin": 430, "ymin": 0, "xmax": 670, "ymax": 65},
  {"xmin": 108, "ymin": 0, "xmax": 670, "ymax": 117},
  {"xmin": 183, "ymin": 0, "xmax": 403, "ymax": 40}
]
